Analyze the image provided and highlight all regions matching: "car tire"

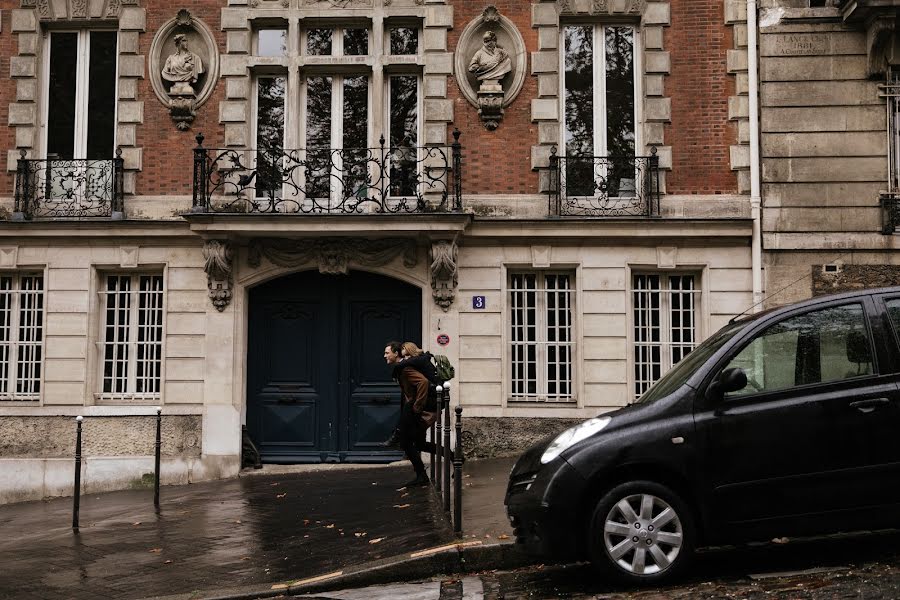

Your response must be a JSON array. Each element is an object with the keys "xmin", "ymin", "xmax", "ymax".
[{"xmin": 587, "ymin": 480, "xmax": 695, "ymax": 585}]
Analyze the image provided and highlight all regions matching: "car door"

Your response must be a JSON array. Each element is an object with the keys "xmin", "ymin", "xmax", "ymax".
[
  {"xmin": 867, "ymin": 293, "xmax": 900, "ymax": 507},
  {"xmin": 695, "ymin": 298, "xmax": 899, "ymax": 533}
]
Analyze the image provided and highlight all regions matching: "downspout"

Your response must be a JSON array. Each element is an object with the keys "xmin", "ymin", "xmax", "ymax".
[{"xmin": 748, "ymin": 0, "xmax": 763, "ymax": 310}]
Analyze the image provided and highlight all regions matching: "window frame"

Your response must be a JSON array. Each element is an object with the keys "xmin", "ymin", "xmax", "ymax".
[
  {"xmin": 40, "ymin": 28, "xmax": 119, "ymax": 160},
  {"xmin": 0, "ymin": 272, "xmax": 46, "ymax": 404},
  {"xmin": 558, "ymin": 22, "xmax": 643, "ymax": 159},
  {"xmin": 506, "ymin": 270, "xmax": 577, "ymax": 404},
  {"xmin": 301, "ymin": 25, "xmax": 371, "ymax": 57},
  {"xmin": 252, "ymin": 73, "xmax": 289, "ymax": 201},
  {"xmin": 95, "ymin": 271, "xmax": 166, "ymax": 405},
  {"xmin": 630, "ymin": 272, "xmax": 701, "ymax": 400},
  {"xmin": 384, "ymin": 73, "xmax": 423, "ymax": 198}
]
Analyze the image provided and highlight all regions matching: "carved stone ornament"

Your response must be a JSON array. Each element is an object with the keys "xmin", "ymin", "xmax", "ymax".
[
  {"xmin": 302, "ymin": 0, "xmax": 373, "ymax": 6},
  {"xmin": 149, "ymin": 10, "xmax": 219, "ymax": 131},
  {"xmin": 430, "ymin": 240, "xmax": 458, "ymax": 312},
  {"xmin": 454, "ymin": 6, "xmax": 527, "ymax": 131},
  {"xmin": 558, "ymin": 0, "xmax": 648, "ymax": 15},
  {"xmin": 203, "ymin": 240, "xmax": 234, "ymax": 312},
  {"xmin": 247, "ymin": 238, "xmax": 418, "ymax": 275},
  {"xmin": 867, "ymin": 14, "xmax": 895, "ymax": 77}
]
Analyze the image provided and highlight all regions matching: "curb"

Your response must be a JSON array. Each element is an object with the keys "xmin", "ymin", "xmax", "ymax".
[{"xmin": 150, "ymin": 541, "xmax": 537, "ymax": 600}]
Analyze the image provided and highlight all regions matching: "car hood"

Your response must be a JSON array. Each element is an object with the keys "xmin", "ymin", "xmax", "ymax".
[{"xmin": 509, "ymin": 391, "xmax": 686, "ymax": 478}]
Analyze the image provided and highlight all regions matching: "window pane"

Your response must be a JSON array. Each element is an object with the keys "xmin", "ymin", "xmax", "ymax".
[
  {"xmin": 307, "ymin": 29, "xmax": 333, "ymax": 55},
  {"xmin": 103, "ymin": 275, "xmax": 131, "ymax": 395},
  {"xmin": 390, "ymin": 27, "xmax": 418, "ymax": 55},
  {"xmin": 343, "ymin": 28, "xmax": 368, "ymax": 55},
  {"xmin": 47, "ymin": 33, "xmax": 79, "ymax": 159},
  {"xmin": 564, "ymin": 26, "xmax": 594, "ymax": 158},
  {"xmin": 389, "ymin": 75, "xmax": 418, "ymax": 196},
  {"xmin": 0, "ymin": 278, "xmax": 11, "ymax": 395},
  {"xmin": 605, "ymin": 27, "xmax": 635, "ymax": 159},
  {"xmin": 343, "ymin": 76, "xmax": 369, "ymax": 199},
  {"xmin": 258, "ymin": 29, "xmax": 287, "ymax": 57},
  {"xmin": 256, "ymin": 76, "xmax": 286, "ymax": 199},
  {"xmin": 306, "ymin": 76, "xmax": 332, "ymax": 198},
  {"xmin": 564, "ymin": 26, "xmax": 594, "ymax": 196},
  {"xmin": 136, "ymin": 276, "xmax": 163, "ymax": 394},
  {"xmin": 727, "ymin": 303, "xmax": 872, "ymax": 397},
  {"xmin": 86, "ymin": 31, "xmax": 117, "ymax": 159}
]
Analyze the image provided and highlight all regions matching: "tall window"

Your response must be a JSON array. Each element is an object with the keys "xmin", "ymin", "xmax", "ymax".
[
  {"xmin": 100, "ymin": 274, "xmax": 164, "ymax": 402},
  {"xmin": 563, "ymin": 25, "xmax": 637, "ymax": 196},
  {"xmin": 509, "ymin": 272, "xmax": 575, "ymax": 402},
  {"xmin": 0, "ymin": 275, "xmax": 44, "ymax": 402},
  {"xmin": 887, "ymin": 69, "xmax": 900, "ymax": 194},
  {"xmin": 45, "ymin": 30, "xmax": 117, "ymax": 160},
  {"xmin": 632, "ymin": 274, "xmax": 698, "ymax": 398}
]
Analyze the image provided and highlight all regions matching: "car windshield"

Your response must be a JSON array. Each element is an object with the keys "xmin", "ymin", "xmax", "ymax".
[{"xmin": 634, "ymin": 320, "xmax": 749, "ymax": 404}]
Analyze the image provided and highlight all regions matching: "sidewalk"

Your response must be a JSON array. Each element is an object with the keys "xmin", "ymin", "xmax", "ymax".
[{"xmin": 0, "ymin": 457, "xmax": 524, "ymax": 600}]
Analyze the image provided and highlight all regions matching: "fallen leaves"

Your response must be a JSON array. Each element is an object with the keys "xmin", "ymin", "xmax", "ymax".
[
  {"xmin": 393, "ymin": 504, "xmax": 411, "ymax": 509},
  {"xmin": 498, "ymin": 534, "xmax": 510, "ymax": 540},
  {"xmin": 368, "ymin": 537, "xmax": 385, "ymax": 544},
  {"xmin": 164, "ymin": 560, "xmax": 172, "ymax": 565},
  {"xmin": 148, "ymin": 548, "xmax": 162, "ymax": 554},
  {"xmin": 132, "ymin": 522, "xmax": 141, "ymax": 526},
  {"xmin": 276, "ymin": 493, "xmax": 287, "ymax": 499},
  {"xmin": 325, "ymin": 524, "xmax": 335, "ymax": 529},
  {"xmin": 354, "ymin": 532, "xmax": 368, "ymax": 538}
]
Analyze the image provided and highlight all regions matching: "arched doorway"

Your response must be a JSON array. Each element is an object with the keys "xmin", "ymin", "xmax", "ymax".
[{"xmin": 246, "ymin": 270, "xmax": 422, "ymax": 463}]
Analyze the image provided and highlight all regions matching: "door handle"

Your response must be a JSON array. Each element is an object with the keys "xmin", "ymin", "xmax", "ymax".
[{"xmin": 849, "ymin": 398, "xmax": 890, "ymax": 413}]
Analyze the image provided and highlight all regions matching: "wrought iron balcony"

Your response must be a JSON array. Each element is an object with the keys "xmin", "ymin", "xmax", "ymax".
[
  {"xmin": 13, "ymin": 150, "xmax": 125, "ymax": 220},
  {"xmin": 548, "ymin": 148, "xmax": 660, "ymax": 218},
  {"xmin": 191, "ymin": 131, "xmax": 462, "ymax": 215}
]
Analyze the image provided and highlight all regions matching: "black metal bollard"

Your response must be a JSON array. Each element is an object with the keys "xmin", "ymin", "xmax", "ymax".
[
  {"xmin": 429, "ymin": 420, "xmax": 436, "ymax": 483},
  {"xmin": 435, "ymin": 386, "xmax": 443, "ymax": 491},
  {"xmin": 154, "ymin": 407, "xmax": 162, "ymax": 508},
  {"xmin": 454, "ymin": 406, "xmax": 463, "ymax": 536},
  {"xmin": 73, "ymin": 415, "xmax": 83, "ymax": 531},
  {"xmin": 442, "ymin": 383, "xmax": 451, "ymax": 513}
]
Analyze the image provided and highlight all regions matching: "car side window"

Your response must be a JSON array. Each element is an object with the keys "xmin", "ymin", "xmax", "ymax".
[
  {"xmin": 885, "ymin": 299, "xmax": 900, "ymax": 341},
  {"xmin": 724, "ymin": 303, "xmax": 873, "ymax": 397}
]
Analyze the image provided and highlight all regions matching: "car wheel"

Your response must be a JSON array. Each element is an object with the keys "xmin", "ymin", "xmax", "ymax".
[{"xmin": 588, "ymin": 481, "xmax": 695, "ymax": 584}]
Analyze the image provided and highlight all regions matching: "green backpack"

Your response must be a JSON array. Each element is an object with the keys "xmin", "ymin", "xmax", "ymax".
[{"xmin": 432, "ymin": 354, "xmax": 455, "ymax": 383}]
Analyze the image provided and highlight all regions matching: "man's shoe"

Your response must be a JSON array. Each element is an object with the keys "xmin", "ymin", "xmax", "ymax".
[
  {"xmin": 381, "ymin": 429, "xmax": 401, "ymax": 448},
  {"xmin": 402, "ymin": 474, "xmax": 430, "ymax": 488}
]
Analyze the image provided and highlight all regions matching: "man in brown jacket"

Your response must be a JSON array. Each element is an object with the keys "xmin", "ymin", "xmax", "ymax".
[{"xmin": 384, "ymin": 341, "xmax": 434, "ymax": 487}]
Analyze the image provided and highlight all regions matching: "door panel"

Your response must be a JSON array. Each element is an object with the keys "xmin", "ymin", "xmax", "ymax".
[
  {"xmin": 346, "ymin": 300, "xmax": 420, "ymax": 453},
  {"xmin": 247, "ymin": 270, "xmax": 420, "ymax": 463},
  {"xmin": 697, "ymin": 300, "xmax": 900, "ymax": 531}
]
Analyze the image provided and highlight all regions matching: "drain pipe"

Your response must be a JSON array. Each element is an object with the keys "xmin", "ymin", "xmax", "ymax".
[{"xmin": 748, "ymin": 0, "xmax": 763, "ymax": 310}]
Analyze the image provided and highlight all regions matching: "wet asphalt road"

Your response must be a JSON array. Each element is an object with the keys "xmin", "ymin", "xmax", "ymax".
[
  {"xmin": 0, "ymin": 465, "xmax": 453, "ymax": 600},
  {"xmin": 296, "ymin": 529, "xmax": 900, "ymax": 599}
]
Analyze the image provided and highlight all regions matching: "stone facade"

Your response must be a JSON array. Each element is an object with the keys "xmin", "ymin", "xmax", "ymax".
[
  {"xmin": 0, "ymin": 0, "xmax": 751, "ymax": 503},
  {"xmin": 758, "ymin": 2, "xmax": 900, "ymax": 306}
]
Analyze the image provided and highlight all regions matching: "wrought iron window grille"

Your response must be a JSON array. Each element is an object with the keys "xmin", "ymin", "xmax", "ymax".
[
  {"xmin": 191, "ymin": 130, "xmax": 463, "ymax": 215},
  {"xmin": 13, "ymin": 149, "xmax": 125, "ymax": 220},
  {"xmin": 547, "ymin": 146, "xmax": 661, "ymax": 218}
]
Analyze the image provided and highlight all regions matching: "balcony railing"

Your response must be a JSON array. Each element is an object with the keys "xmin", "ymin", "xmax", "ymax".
[
  {"xmin": 14, "ymin": 150, "xmax": 124, "ymax": 220},
  {"xmin": 548, "ymin": 147, "xmax": 660, "ymax": 217},
  {"xmin": 191, "ymin": 131, "xmax": 463, "ymax": 215},
  {"xmin": 882, "ymin": 193, "xmax": 900, "ymax": 234}
]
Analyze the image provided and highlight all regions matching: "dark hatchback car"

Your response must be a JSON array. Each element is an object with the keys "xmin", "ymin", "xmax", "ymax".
[{"xmin": 505, "ymin": 287, "xmax": 900, "ymax": 584}]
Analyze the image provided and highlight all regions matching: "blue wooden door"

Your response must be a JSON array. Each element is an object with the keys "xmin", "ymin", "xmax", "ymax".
[{"xmin": 247, "ymin": 270, "xmax": 421, "ymax": 463}]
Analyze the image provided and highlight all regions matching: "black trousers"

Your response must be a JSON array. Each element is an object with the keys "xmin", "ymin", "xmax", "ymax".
[{"xmin": 398, "ymin": 402, "xmax": 437, "ymax": 475}]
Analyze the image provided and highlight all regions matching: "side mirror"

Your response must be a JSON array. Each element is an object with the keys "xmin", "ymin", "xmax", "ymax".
[{"xmin": 705, "ymin": 367, "xmax": 748, "ymax": 402}]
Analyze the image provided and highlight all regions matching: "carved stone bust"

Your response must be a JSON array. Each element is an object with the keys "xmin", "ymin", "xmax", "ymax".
[
  {"xmin": 468, "ymin": 31, "xmax": 512, "ymax": 84},
  {"xmin": 162, "ymin": 34, "xmax": 205, "ymax": 96}
]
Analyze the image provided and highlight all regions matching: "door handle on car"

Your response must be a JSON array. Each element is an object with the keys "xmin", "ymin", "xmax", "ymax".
[{"xmin": 848, "ymin": 398, "xmax": 890, "ymax": 413}]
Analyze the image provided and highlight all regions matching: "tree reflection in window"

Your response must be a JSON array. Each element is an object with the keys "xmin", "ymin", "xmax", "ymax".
[
  {"xmin": 306, "ymin": 76, "xmax": 332, "ymax": 199},
  {"xmin": 390, "ymin": 27, "xmax": 418, "ymax": 55},
  {"xmin": 256, "ymin": 76, "xmax": 285, "ymax": 202},
  {"xmin": 307, "ymin": 29, "xmax": 333, "ymax": 55},
  {"xmin": 343, "ymin": 75, "xmax": 369, "ymax": 200},
  {"xmin": 564, "ymin": 25, "xmax": 594, "ymax": 198},
  {"xmin": 343, "ymin": 28, "xmax": 368, "ymax": 55},
  {"xmin": 389, "ymin": 75, "xmax": 418, "ymax": 197}
]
